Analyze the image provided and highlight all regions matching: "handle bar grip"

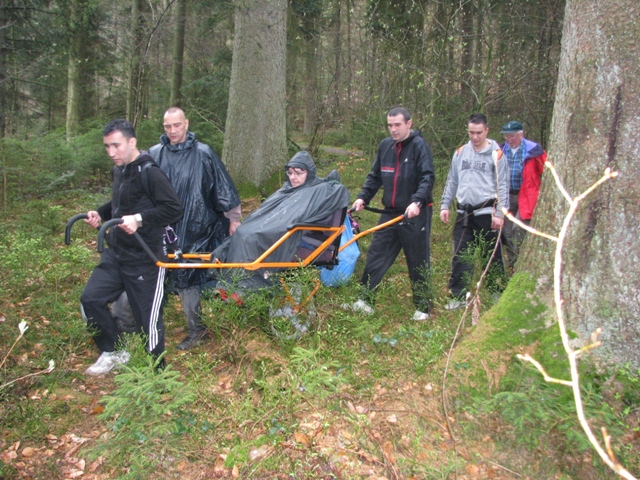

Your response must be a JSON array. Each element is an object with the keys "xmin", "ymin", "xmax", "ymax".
[
  {"xmin": 97, "ymin": 219, "xmax": 123, "ymax": 253},
  {"xmin": 65, "ymin": 213, "xmax": 89, "ymax": 245},
  {"xmin": 361, "ymin": 205, "xmax": 408, "ymax": 218}
]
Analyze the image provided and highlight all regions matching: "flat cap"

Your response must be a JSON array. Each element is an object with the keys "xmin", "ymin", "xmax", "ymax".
[{"xmin": 501, "ymin": 121, "xmax": 523, "ymax": 133}]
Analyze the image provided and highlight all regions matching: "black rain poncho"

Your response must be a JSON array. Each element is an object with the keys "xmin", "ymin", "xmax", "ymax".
[
  {"xmin": 149, "ymin": 132, "xmax": 241, "ymax": 289},
  {"xmin": 213, "ymin": 151, "xmax": 350, "ymax": 290}
]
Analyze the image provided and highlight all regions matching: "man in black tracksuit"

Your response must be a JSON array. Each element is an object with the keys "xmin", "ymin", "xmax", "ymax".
[
  {"xmin": 350, "ymin": 107, "xmax": 435, "ymax": 321},
  {"xmin": 81, "ymin": 119, "xmax": 183, "ymax": 376}
]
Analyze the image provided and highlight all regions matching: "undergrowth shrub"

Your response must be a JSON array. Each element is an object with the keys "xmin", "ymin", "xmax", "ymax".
[
  {"xmin": 289, "ymin": 346, "xmax": 346, "ymax": 398},
  {"xmin": 1, "ymin": 232, "xmax": 53, "ymax": 296},
  {"xmin": 1, "ymin": 126, "xmax": 110, "ymax": 204},
  {"xmin": 92, "ymin": 336, "xmax": 197, "ymax": 475}
]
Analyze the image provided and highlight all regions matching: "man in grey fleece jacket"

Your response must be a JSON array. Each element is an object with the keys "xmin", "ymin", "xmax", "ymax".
[{"xmin": 440, "ymin": 113, "xmax": 509, "ymax": 310}]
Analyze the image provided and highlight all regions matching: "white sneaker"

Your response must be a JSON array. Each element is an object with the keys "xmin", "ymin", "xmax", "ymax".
[
  {"xmin": 111, "ymin": 351, "xmax": 131, "ymax": 366},
  {"xmin": 85, "ymin": 351, "xmax": 130, "ymax": 376},
  {"xmin": 352, "ymin": 299, "xmax": 374, "ymax": 314},
  {"xmin": 412, "ymin": 310, "xmax": 430, "ymax": 321},
  {"xmin": 341, "ymin": 299, "xmax": 374, "ymax": 314},
  {"xmin": 445, "ymin": 299, "xmax": 466, "ymax": 311}
]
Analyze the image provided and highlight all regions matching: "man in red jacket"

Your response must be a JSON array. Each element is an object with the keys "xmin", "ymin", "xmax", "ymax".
[{"xmin": 500, "ymin": 121, "xmax": 547, "ymax": 269}]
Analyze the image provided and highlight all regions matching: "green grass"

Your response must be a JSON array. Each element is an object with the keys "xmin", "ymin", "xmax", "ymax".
[{"xmin": 0, "ymin": 151, "xmax": 638, "ymax": 479}]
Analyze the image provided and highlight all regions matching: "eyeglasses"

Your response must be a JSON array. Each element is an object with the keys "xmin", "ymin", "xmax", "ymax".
[{"xmin": 286, "ymin": 169, "xmax": 307, "ymax": 177}]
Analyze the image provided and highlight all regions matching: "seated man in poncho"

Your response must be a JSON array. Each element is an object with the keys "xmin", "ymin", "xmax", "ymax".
[{"xmin": 212, "ymin": 151, "xmax": 350, "ymax": 292}]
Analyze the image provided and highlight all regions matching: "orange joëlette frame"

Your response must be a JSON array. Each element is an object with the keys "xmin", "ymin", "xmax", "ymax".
[
  {"xmin": 66, "ymin": 212, "xmax": 406, "ymax": 271},
  {"xmin": 164, "ymin": 223, "xmax": 346, "ymax": 270},
  {"xmin": 161, "ymin": 214, "xmax": 405, "ymax": 270}
]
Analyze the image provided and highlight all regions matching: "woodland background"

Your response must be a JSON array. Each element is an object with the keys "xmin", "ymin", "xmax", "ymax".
[{"xmin": 1, "ymin": 0, "xmax": 563, "ymax": 188}]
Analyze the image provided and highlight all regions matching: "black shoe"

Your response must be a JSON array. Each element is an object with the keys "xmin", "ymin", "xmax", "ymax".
[{"xmin": 176, "ymin": 331, "xmax": 210, "ymax": 350}]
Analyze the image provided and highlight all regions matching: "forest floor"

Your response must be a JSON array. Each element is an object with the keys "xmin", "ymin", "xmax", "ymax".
[{"xmin": 1, "ymin": 315, "xmax": 608, "ymax": 480}]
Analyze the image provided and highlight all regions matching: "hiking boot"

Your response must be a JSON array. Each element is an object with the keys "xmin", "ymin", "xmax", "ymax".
[
  {"xmin": 412, "ymin": 310, "xmax": 430, "ymax": 321},
  {"xmin": 176, "ymin": 330, "xmax": 210, "ymax": 350},
  {"xmin": 176, "ymin": 286, "xmax": 210, "ymax": 350},
  {"xmin": 85, "ymin": 350, "xmax": 130, "ymax": 376}
]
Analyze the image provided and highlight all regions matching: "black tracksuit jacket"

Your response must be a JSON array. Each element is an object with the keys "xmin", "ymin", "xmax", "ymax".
[
  {"xmin": 357, "ymin": 131, "xmax": 435, "ymax": 211},
  {"xmin": 97, "ymin": 152, "xmax": 183, "ymax": 264}
]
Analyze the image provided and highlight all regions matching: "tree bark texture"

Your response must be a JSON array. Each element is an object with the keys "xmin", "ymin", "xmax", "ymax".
[
  {"xmin": 0, "ymin": 0, "xmax": 6, "ymax": 139},
  {"xmin": 302, "ymin": 26, "xmax": 319, "ymax": 137},
  {"xmin": 519, "ymin": 0, "xmax": 640, "ymax": 367},
  {"xmin": 223, "ymin": 0, "xmax": 287, "ymax": 187},
  {"xmin": 127, "ymin": 0, "xmax": 145, "ymax": 125},
  {"xmin": 65, "ymin": 0, "xmax": 82, "ymax": 142},
  {"xmin": 65, "ymin": 54, "xmax": 80, "ymax": 142},
  {"xmin": 170, "ymin": 0, "xmax": 186, "ymax": 107}
]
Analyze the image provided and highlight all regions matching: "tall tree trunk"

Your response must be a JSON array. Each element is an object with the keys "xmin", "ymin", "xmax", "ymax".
[
  {"xmin": 0, "ymin": 0, "xmax": 6, "ymax": 140},
  {"xmin": 518, "ymin": 0, "xmax": 640, "ymax": 367},
  {"xmin": 302, "ymin": 26, "xmax": 319, "ymax": 137},
  {"xmin": 170, "ymin": 0, "xmax": 186, "ymax": 107},
  {"xmin": 65, "ymin": 0, "xmax": 81, "ymax": 142},
  {"xmin": 345, "ymin": 0, "xmax": 353, "ymax": 115},
  {"xmin": 223, "ymin": 0, "xmax": 287, "ymax": 187},
  {"xmin": 65, "ymin": 54, "xmax": 80, "ymax": 142},
  {"xmin": 65, "ymin": 0, "xmax": 98, "ymax": 140},
  {"xmin": 0, "ymin": 0, "xmax": 5, "ymax": 206},
  {"xmin": 331, "ymin": 0, "xmax": 341, "ymax": 118},
  {"xmin": 459, "ymin": 0, "xmax": 474, "ymax": 111},
  {"xmin": 127, "ymin": 0, "xmax": 145, "ymax": 125}
]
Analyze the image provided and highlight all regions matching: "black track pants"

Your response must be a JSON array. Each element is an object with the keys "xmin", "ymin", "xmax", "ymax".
[
  {"xmin": 80, "ymin": 248, "xmax": 166, "ymax": 356},
  {"xmin": 448, "ymin": 212, "xmax": 503, "ymax": 299},
  {"xmin": 360, "ymin": 206, "xmax": 432, "ymax": 312}
]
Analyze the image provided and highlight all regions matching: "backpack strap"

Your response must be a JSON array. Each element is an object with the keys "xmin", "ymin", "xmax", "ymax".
[
  {"xmin": 140, "ymin": 161, "xmax": 156, "ymax": 207},
  {"xmin": 138, "ymin": 159, "xmax": 178, "ymax": 246}
]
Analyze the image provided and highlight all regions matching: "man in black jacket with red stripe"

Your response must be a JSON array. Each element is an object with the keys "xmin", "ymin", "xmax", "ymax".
[
  {"xmin": 81, "ymin": 119, "xmax": 183, "ymax": 375},
  {"xmin": 349, "ymin": 107, "xmax": 435, "ymax": 321}
]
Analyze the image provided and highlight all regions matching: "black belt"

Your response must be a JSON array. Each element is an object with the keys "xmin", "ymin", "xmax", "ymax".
[
  {"xmin": 458, "ymin": 199, "xmax": 496, "ymax": 227},
  {"xmin": 509, "ymin": 189, "xmax": 520, "ymax": 195}
]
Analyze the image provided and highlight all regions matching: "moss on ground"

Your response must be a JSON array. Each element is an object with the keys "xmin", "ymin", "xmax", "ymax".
[{"xmin": 448, "ymin": 272, "xmax": 556, "ymax": 394}]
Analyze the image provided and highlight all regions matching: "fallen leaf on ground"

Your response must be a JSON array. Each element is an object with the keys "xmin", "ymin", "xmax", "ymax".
[
  {"xmin": 382, "ymin": 441, "xmax": 395, "ymax": 465},
  {"xmin": 21, "ymin": 447, "xmax": 34, "ymax": 457},
  {"xmin": 89, "ymin": 456, "xmax": 104, "ymax": 472},
  {"xmin": 249, "ymin": 445, "xmax": 269, "ymax": 461},
  {"xmin": 294, "ymin": 432, "xmax": 310, "ymax": 446},
  {"xmin": 65, "ymin": 468, "xmax": 84, "ymax": 478},
  {"xmin": 1, "ymin": 450, "xmax": 17, "ymax": 463},
  {"xmin": 213, "ymin": 454, "xmax": 226, "ymax": 473},
  {"xmin": 465, "ymin": 464, "xmax": 480, "ymax": 475}
]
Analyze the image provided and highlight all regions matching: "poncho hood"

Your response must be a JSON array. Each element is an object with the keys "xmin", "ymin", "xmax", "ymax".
[{"xmin": 284, "ymin": 151, "xmax": 317, "ymax": 184}]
